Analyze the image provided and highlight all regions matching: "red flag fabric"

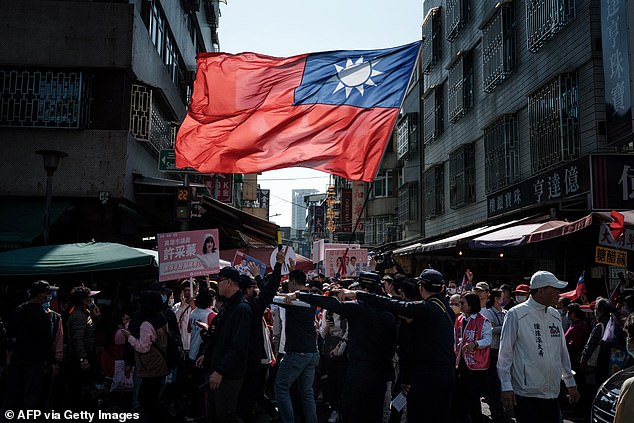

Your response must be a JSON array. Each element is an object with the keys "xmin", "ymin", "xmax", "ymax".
[
  {"xmin": 175, "ymin": 42, "xmax": 421, "ymax": 182},
  {"xmin": 560, "ymin": 271, "xmax": 587, "ymax": 300},
  {"xmin": 609, "ymin": 210, "xmax": 625, "ymax": 241}
]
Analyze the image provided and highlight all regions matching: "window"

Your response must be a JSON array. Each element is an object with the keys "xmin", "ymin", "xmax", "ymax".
[
  {"xmin": 482, "ymin": 2, "xmax": 516, "ymax": 93},
  {"xmin": 423, "ymin": 84, "xmax": 444, "ymax": 145},
  {"xmin": 373, "ymin": 170, "xmax": 393, "ymax": 198},
  {"xmin": 130, "ymin": 84, "xmax": 152, "ymax": 141},
  {"xmin": 446, "ymin": 0, "xmax": 470, "ymax": 41},
  {"xmin": 0, "ymin": 68, "xmax": 90, "ymax": 128},
  {"xmin": 484, "ymin": 114, "xmax": 519, "ymax": 194},
  {"xmin": 396, "ymin": 113, "xmax": 419, "ymax": 159},
  {"xmin": 422, "ymin": 8, "xmax": 441, "ymax": 74},
  {"xmin": 130, "ymin": 84, "xmax": 176, "ymax": 151},
  {"xmin": 526, "ymin": 0, "xmax": 576, "ymax": 53},
  {"xmin": 449, "ymin": 144, "xmax": 475, "ymax": 209},
  {"xmin": 424, "ymin": 165, "xmax": 444, "ymax": 219},
  {"xmin": 365, "ymin": 215, "xmax": 392, "ymax": 245},
  {"xmin": 528, "ymin": 72, "xmax": 579, "ymax": 173},
  {"xmin": 143, "ymin": 0, "xmax": 189, "ymax": 102},
  {"xmin": 448, "ymin": 51, "xmax": 474, "ymax": 123},
  {"xmin": 398, "ymin": 182, "xmax": 419, "ymax": 223}
]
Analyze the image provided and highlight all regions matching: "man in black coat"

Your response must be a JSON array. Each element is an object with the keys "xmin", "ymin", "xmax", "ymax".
[
  {"xmin": 201, "ymin": 267, "xmax": 252, "ymax": 423},
  {"xmin": 283, "ymin": 272, "xmax": 397, "ymax": 423},
  {"xmin": 237, "ymin": 249, "xmax": 285, "ymax": 422},
  {"xmin": 336, "ymin": 269, "xmax": 456, "ymax": 423}
]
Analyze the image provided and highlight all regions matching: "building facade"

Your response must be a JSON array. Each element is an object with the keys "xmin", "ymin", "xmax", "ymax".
[
  {"xmin": 0, "ymin": 0, "xmax": 233, "ymax": 249},
  {"xmin": 386, "ymin": 0, "xmax": 634, "ymax": 284},
  {"xmin": 291, "ymin": 189, "xmax": 318, "ymax": 231}
]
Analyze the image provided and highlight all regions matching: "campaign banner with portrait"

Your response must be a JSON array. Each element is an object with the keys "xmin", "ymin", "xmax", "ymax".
[
  {"xmin": 232, "ymin": 251, "xmax": 267, "ymax": 278},
  {"xmin": 157, "ymin": 229, "xmax": 220, "ymax": 281},
  {"xmin": 324, "ymin": 248, "xmax": 368, "ymax": 278}
]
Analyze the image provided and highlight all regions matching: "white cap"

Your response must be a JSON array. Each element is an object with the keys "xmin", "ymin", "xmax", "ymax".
[{"xmin": 529, "ymin": 271, "xmax": 567, "ymax": 289}]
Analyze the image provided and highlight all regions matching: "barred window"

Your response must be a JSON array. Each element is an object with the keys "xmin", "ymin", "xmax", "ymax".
[
  {"xmin": 448, "ymin": 51, "xmax": 474, "ymax": 123},
  {"xmin": 446, "ymin": 0, "xmax": 470, "ymax": 42},
  {"xmin": 526, "ymin": 0, "xmax": 576, "ymax": 53},
  {"xmin": 0, "ymin": 68, "xmax": 91, "ymax": 128},
  {"xmin": 423, "ymin": 84, "xmax": 444, "ymax": 145},
  {"xmin": 424, "ymin": 165, "xmax": 444, "ymax": 219},
  {"xmin": 398, "ymin": 182, "xmax": 419, "ymax": 223},
  {"xmin": 396, "ymin": 113, "xmax": 419, "ymax": 160},
  {"xmin": 365, "ymin": 215, "xmax": 392, "ymax": 245},
  {"xmin": 130, "ymin": 84, "xmax": 176, "ymax": 152},
  {"xmin": 482, "ymin": 2, "xmax": 516, "ymax": 93},
  {"xmin": 528, "ymin": 72, "xmax": 579, "ymax": 174},
  {"xmin": 484, "ymin": 114, "xmax": 519, "ymax": 194},
  {"xmin": 422, "ymin": 8, "xmax": 442, "ymax": 74},
  {"xmin": 130, "ymin": 84, "xmax": 152, "ymax": 142},
  {"xmin": 373, "ymin": 170, "xmax": 393, "ymax": 198},
  {"xmin": 449, "ymin": 143, "xmax": 475, "ymax": 209}
]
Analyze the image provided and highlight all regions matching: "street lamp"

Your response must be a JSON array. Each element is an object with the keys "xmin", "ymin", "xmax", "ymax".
[{"xmin": 36, "ymin": 150, "xmax": 68, "ymax": 244}]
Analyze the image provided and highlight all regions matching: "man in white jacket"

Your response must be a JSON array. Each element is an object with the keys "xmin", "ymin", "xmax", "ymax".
[{"xmin": 497, "ymin": 270, "xmax": 580, "ymax": 423}]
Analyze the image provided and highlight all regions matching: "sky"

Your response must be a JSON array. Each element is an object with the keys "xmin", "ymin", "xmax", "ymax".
[{"xmin": 217, "ymin": 1, "xmax": 422, "ymax": 227}]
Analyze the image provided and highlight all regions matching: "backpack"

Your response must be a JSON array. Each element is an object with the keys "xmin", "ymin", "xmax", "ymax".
[{"xmin": 153, "ymin": 326, "xmax": 181, "ymax": 370}]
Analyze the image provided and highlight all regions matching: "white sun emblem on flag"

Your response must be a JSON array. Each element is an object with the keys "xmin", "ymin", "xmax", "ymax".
[{"xmin": 332, "ymin": 57, "xmax": 383, "ymax": 98}]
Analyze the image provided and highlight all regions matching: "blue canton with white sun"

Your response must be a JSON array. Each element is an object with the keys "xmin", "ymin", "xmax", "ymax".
[{"xmin": 293, "ymin": 42, "xmax": 420, "ymax": 109}]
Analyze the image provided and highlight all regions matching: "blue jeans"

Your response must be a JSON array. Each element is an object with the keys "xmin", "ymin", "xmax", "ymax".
[{"xmin": 274, "ymin": 352, "xmax": 319, "ymax": 423}]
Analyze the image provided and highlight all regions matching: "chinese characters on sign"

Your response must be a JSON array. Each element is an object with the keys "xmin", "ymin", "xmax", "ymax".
[
  {"xmin": 595, "ymin": 245, "xmax": 628, "ymax": 267},
  {"xmin": 351, "ymin": 181, "xmax": 365, "ymax": 231},
  {"xmin": 487, "ymin": 157, "xmax": 589, "ymax": 218},
  {"xmin": 257, "ymin": 188, "xmax": 270, "ymax": 216},
  {"xmin": 203, "ymin": 174, "xmax": 233, "ymax": 203},
  {"xmin": 313, "ymin": 204, "xmax": 325, "ymax": 233},
  {"xmin": 592, "ymin": 155, "xmax": 634, "ymax": 209},
  {"xmin": 598, "ymin": 222, "xmax": 634, "ymax": 251},
  {"xmin": 601, "ymin": 0, "xmax": 632, "ymax": 143},
  {"xmin": 340, "ymin": 188, "xmax": 352, "ymax": 232},
  {"xmin": 158, "ymin": 229, "xmax": 220, "ymax": 281}
]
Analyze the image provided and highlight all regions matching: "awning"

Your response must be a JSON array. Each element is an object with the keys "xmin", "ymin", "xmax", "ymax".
[
  {"xmin": 419, "ymin": 218, "xmax": 529, "ymax": 253},
  {"xmin": 469, "ymin": 214, "xmax": 593, "ymax": 249},
  {"xmin": 393, "ymin": 243, "xmax": 421, "ymax": 256},
  {"xmin": 133, "ymin": 175, "xmax": 205, "ymax": 188},
  {"xmin": 0, "ymin": 242, "xmax": 158, "ymax": 276},
  {"xmin": 0, "ymin": 197, "xmax": 72, "ymax": 247},
  {"xmin": 198, "ymin": 196, "xmax": 280, "ymax": 246},
  {"xmin": 393, "ymin": 218, "xmax": 531, "ymax": 256}
]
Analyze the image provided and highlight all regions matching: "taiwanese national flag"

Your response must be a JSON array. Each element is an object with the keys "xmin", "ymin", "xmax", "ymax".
[
  {"xmin": 175, "ymin": 42, "xmax": 422, "ymax": 182},
  {"xmin": 560, "ymin": 271, "xmax": 587, "ymax": 300}
]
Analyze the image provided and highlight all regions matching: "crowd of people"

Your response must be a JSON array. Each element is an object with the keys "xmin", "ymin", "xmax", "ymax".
[{"xmin": 1, "ymin": 255, "xmax": 633, "ymax": 423}]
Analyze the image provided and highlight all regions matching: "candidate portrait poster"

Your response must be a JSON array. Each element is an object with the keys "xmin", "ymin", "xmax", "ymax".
[
  {"xmin": 232, "ymin": 251, "xmax": 267, "ymax": 278},
  {"xmin": 324, "ymin": 248, "xmax": 368, "ymax": 278},
  {"xmin": 158, "ymin": 229, "xmax": 220, "ymax": 281}
]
